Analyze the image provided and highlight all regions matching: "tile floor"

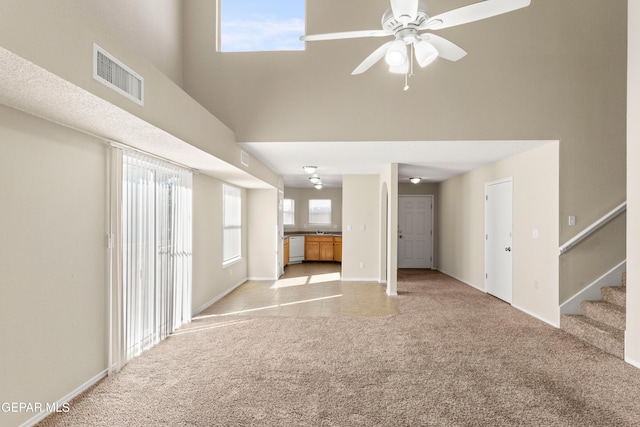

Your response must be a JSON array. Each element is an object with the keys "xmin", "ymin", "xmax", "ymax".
[{"xmin": 196, "ymin": 262, "xmax": 398, "ymax": 318}]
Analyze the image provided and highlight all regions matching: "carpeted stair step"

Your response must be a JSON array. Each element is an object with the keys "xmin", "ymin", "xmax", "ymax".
[
  {"xmin": 601, "ymin": 286, "xmax": 626, "ymax": 308},
  {"xmin": 561, "ymin": 314, "xmax": 624, "ymax": 359},
  {"xmin": 580, "ymin": 300, "xmax": 625, "ymax": 330}
]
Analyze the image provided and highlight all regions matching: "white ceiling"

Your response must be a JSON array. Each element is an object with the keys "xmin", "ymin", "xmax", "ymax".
[{"xmin": 240, "ymin": 139, "xmax": 553, "ymax": 188}]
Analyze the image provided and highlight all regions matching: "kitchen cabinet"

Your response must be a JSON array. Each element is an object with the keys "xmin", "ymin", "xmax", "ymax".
[
  {"xmin": 333, "ymin": 236, "xmax": 342, "ymax": 262},
  {"xmin": 283, "ymin": 236, "xmax": 290, "ymax": 267},
  {"xmin": 305, "ymin": 235, "xmax": 340, "ymax": 262}
]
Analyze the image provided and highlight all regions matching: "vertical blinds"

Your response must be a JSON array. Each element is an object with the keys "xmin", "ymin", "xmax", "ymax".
[
  {"xmin": 223, "ymin": 184, "xmax": 241, "ymax": 262},
  {"xmin": 121, "ymin": 151, "xmax": 192, "ymax": 363}
]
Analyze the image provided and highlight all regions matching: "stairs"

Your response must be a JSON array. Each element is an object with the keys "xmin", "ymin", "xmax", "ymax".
[{"xmin": 561, "ymin": 272, "xmax": 626, "ymax": 359}]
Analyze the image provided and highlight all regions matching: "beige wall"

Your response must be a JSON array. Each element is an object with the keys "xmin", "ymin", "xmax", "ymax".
[
  {"xmin": 626, "ymin": 0, "xmax": 640, "ymax": 367},
  {"xmin": 247, "ymin": 189, "xmax": 279, "ymax": 280},
  {"xmin": 0, "ymin": 106, "xmax": 108, "ymax": 427},
  {"xmin": 283, "ymin": 187, "xmax": 342, "ymax": 233},
  {"xmin": 79, "ymin": 0, "xmax": 184, "ymax": 86},
  {"xmin": 192, "ymin": 175, "xmax": 249, "ymax": 314},
  {"xmin": 342, "ymin": 175, "xmax": 380, "ymax": 280},
  {"xmin": 183, "ymin": 0, "xmax": 627, "ymax": 300},
  {"xmin": 438, "ymin": 143, "xmax": 560, "ymax": 325},
  {"xmin": 0, "ymin": 0, "xmax": 278, "ymax": 189}
]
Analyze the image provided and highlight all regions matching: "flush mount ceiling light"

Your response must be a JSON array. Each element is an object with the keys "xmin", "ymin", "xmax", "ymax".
[
  {"xmin": 300, "ymin": 0, "xmax": 531, "ymax": 90},
  {"xmin": 309, "ymin": 175, "xmax": 321, "ymax": 184},
  {"xmin": 303, "ymin": 165, "xmax": 317, "ymax": 174},
  {"xmin": 410, "ymin": 177, "xmax": 422, "ymax": 184},
  {"xmin": 314, "ymin": 183, "xmax": 323, "ymax": 190}
]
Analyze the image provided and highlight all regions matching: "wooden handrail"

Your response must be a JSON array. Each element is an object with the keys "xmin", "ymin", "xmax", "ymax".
[{"xmin": 558, "ymin": 202, "xmax": 627, "ymax": 255}]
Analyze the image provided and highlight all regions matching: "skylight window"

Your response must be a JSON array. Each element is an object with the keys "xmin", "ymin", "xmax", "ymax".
[{"xmin": 219, "ymin": 0, "xmax": 305, "ymax": 52}]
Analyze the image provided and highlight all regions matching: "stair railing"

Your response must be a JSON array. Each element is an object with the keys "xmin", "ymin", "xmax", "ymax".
[{"xmin": 558, "ymin": 201, "xmax": 627, "ymax": 255}]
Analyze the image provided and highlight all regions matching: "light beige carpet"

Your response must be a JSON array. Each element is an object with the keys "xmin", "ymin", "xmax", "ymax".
[{"xmin": 39, "ymin": 270, "xmax": 640, "ymax": 426}]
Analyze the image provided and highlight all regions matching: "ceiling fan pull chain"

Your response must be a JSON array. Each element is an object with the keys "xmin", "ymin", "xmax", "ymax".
[{"xmin": 409, "ymin": 43, "xmax": 415, "ymax": 77}]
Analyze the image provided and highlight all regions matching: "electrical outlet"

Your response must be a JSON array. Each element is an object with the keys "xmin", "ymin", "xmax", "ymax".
[
  {"xmin": 359, "ymin": 262, "xmax": 365, "ymax": 269},
  {"xmin": 568, "ymin": 215, "xmax": 576, "ymax": 226},
  {"xmin": 534, "ymin": 280, "xmax": 539, "ymax": 290}
]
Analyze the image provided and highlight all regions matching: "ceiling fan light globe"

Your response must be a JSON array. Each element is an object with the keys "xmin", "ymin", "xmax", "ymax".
[
  {"xmin": 385, "ymin": 39, "xmax": 407, "ymax": 66},
  {"xmin": 415, "ymin": 40, "xmax": 439, "ymax": 67},
  {"xmin": 389, "ymin": 59, "xmax": 409, "ymax": 74}
]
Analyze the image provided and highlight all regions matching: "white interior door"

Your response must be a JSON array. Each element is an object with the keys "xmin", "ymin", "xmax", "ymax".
[
  {"xmin": 398, "ymin": 195, "xmax": 433, "ymax": 269},
  {"xmin": 485, "ymin": 179, "xmax": 513, "ymax": 304}
]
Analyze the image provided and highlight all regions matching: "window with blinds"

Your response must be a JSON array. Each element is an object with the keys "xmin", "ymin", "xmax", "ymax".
[
  {"xmin": 120, "ymin": 151, "xmax": 192, "ymax": 363},
  {"xmin": 223, "ymin": 184, "xmax": 242, "ymax": 263},
  {"xmin": 283, "ymin": 198, "xmax": 295, "ymax": 226},
  {"xmin": 309, "ymin": 199, "xmax": 331, "ymax": 225}
]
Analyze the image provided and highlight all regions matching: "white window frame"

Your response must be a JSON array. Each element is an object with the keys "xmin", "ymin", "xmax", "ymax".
[
  {"xmin": 223, "ymin": 184, "xmax": 242, "ymax": 264},
  {"xmin": 283, "ymin": 198, "xmax": 295, "ymax": 226},
  {"xmin": 308, "ymin": 199, "xmax": 332, "ymax": 225},
  {"xmin": 217, "ymin": 0, "xmax": 305, "ymax": 53}
]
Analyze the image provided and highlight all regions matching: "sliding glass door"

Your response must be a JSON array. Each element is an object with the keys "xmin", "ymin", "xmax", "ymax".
[{"xmin": 114, "ymin": 150, "xmax": 192, "ymax": 366}]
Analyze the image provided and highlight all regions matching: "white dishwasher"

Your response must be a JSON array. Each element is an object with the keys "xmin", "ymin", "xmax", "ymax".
[{"xmin": 289, "ymin": 236, "xmax": 305, "ymax": 264}]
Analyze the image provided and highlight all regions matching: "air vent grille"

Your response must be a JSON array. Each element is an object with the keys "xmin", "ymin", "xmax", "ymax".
[
  {"xmin": 93, "ymin": 44, "xmax": 144, "ymax": 106},
  {"xmin": 241, "ymin": 151, "xmax": 249, "ymax": 167}
]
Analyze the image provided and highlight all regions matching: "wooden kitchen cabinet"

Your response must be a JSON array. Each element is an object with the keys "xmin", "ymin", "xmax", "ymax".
[
  {"xmin": 333, "ymin": 236, "xmax": 342, "ymax": 262},
  {"xmin": 305, "ymin": 236, "xmax": 341, "ymax": 262},
  {"xmin": 283, "ymin": 236, "xmax": 290, "ymax": 267}
]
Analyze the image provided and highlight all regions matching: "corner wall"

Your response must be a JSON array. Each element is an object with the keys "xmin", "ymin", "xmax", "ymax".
[
  {"xmin": 342, "ymin": 175, "xmax": 380, "ymax": 281},
  {"xmin": 626, "ymin": 0, "xmax": 640, "ymax": 367},
  {"xmin": 0, "ymin": 106, "xmax": 108, "ymax": 427},
  {"xmin": 438, "ymin": 143, "xmax": 560, "ymax": 325},
  {"xmin": 192, "ymin": 175, "xmax": 249, "ymax": 314}
]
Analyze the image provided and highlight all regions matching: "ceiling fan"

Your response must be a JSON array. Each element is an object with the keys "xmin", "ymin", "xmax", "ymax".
[{"xmin": 300, "ymin": 0, "xmax": 531, "ymax": 88}]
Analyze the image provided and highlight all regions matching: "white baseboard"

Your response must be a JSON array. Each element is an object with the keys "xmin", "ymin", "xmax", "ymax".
[
  {"xmin": 512, "ymin": 303, "xmax": 560, "ymax": 328},
  {"xmin": 625, "ymin": 331, "xmax": 640, "ymax": 370},
  {"xmin": 247, "ymin": 276, "xmax": 277, "ymax": 281},
  {"xmin": 625, "ymin": 356, "xmax": 640, "ymax": 370},
  {"xmin": 20, "ymin": 369, "xmax": 108, "ymax": 427},
  {"xmin": 341, "ymin": 277, "xmax": 380, "ymax": 282},
  {"xmin": 192, "ymin": 278, "xmax": 247, "ymax": 316},
  {"xmin": 560, "ymin": 260, "xmax": 626, "ymax": 315},
  {"xmin": 437, "ymin": 269, "xmax": 483, "ymax": 292}
]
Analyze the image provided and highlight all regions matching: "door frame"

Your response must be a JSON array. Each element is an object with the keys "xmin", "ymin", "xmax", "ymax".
[
  {"xmin": 484, "ymin": 177, "xmax": 513, "ymax": 304},
  {"xmin": 397, "ymin": 194, "xmax": 435, "ymax": 269}
]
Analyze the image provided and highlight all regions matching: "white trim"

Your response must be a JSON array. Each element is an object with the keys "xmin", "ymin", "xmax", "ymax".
[
  {"xmin": 20, "ymin": 369, "xmax": 108, "ymax": 427},
  {"xmin": 438, "ymin": 269, "xmax": 484, "ymax": 292},
  {"xmin": 341, "ymin": 277, "xmax": 381, "ymax": 282},
  {"xmin": 247, "ymin": 276, "xmax": 278, "ymax": 281},
  {"xmin": 192, "ymin": 279, "xmax": 247, "ymax": 316},
  {"xmin": 512, "ymin": 303, "xmax": 560, "ymax": 328},
  {"xmin": 222, "ymin": 256, "xmax": 243, "ymax": 268},
  {"xmin": 625, "ymin": 331, "xmax": 640, "ymax": 369},
  {"xmin": 560, "ymin": 260, "xmax": 626, "ymax": 314}
]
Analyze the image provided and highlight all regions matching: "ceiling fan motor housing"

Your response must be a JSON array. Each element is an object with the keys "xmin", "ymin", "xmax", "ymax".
[{"xmin": 382, "ymin": 2, "xmax": 429, "ymax": 34}]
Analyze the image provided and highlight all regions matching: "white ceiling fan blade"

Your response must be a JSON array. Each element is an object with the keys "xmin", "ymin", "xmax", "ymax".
[
  {"xmin": 351, "ymin": 41, "xmax": 394, "ymax": 75},
  {"xmin": 425, "ymin": 0, "xmax": 531, "ymax": 30},
  {"xmin": 300, "ymin": 30, "xmax": 389, "ymax": 42},
  {"xmin": 418, "ymin": 34, "xmax": 467, "ymax": 61},
  {"xmin": 390, "ymin": 0, "xmax": 419, "ymax": 24}
]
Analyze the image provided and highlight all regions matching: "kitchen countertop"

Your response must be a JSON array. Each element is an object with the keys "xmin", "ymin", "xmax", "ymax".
[{"xmin": 284, "ymin": 232, "xmax": 342, "ymax": 237}]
